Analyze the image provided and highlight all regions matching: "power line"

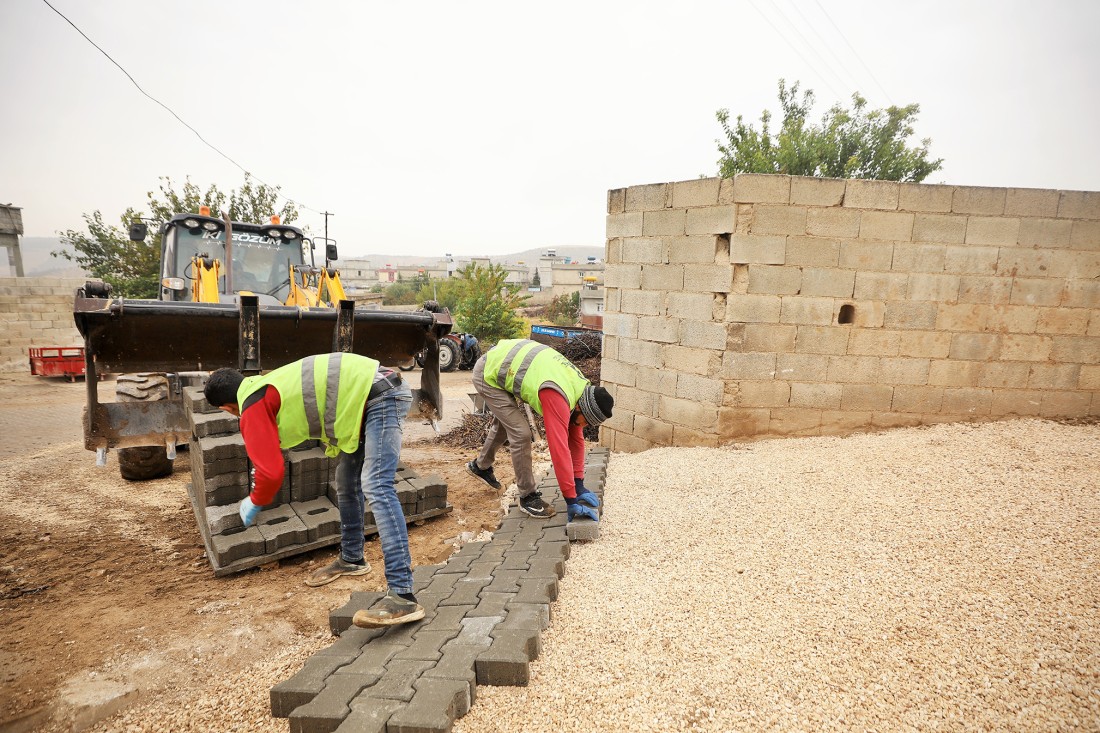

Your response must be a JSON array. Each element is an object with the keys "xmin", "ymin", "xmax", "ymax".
[
  {"xmin": 765, "ymin": 0, "xmax": 854, "ymax": 99},
  {"xmin": 783, "ymin": 0, "xmax": 865, "ymax": 96},
  {"xmin": 39, "ymin": 0, "xmax": 321, "ymax": 216},
  {"xmin": 746, "ymin": 0, "xmax": 844, "ymax": 100},
  {"xmin": 811, "ymin": 0, "xmax": 895, "ymax": 105}
]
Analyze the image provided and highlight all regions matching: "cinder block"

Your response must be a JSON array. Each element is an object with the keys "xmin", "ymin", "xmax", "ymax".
[
  {"xmin": 752, "ymin": 205, "xmax": 807, "ymax": 236},
  {"xmin": 790, "ymin": 176, "xmax": 845, "ymax": 206},
  {"xmin": 840, "ymin": 240, "xmax": 894, "ymax": 270},
  {"xmin": 685, "ymin": 206, "xmax": 736, "ymax": 235},
  {"xmin": 899, "ymin": 183, "xmax": 954, "ymax": 213},
  {"xmin": 801, "ymin": 268, "xmax": 855, "ymax": 298},
  {"xmin": 807, "ymin": 209, "xmax": 861, "ymax": 238},
  {"xmin": 859, "ymin": 210, "xmax": 914, "ymax": 241},
  {"xmin": 731, "ymin": 234, "xmax": 785, "ymax": 264},
  {"xmin": 606, "ymin": 212, "xmax": 643, "ymax": 238},
  {"xmin": 785, "ymin": 236, "xmax": 840, "ymax": 267},
  {"xmin": 625, "ymin": 183, "xmax": 669, "ymax": 211},
  {"xmin": 844, "ymin": 179, "xmax": 899, "ymax": 210},
  {"xmin": 747, "ymin": 265, "xmax": 801, "ymax": 295},
  {"xmin": 953, "ymin": 186, "xmax": 1006, "ymax": 215},
  {"xmin": 733, "ymin": 174, "xmax": 790, "ymax": 204},
  {"xmin": 642, "ymin": 209, "xmax": 686, "ymax": 236},
  {"xmin": 1005, "ymin": 188, "xmax": 1059, "ymax": 217},
  {"xmin": 965, "ymin": 217, "xmax": 1020, "ymax": 246},
  {"xmin": 1018, "ymin": 218, "xmax": 1072, "ymax": 247},
  {"xmin": 1057, "ymin": 190, "xmax": 1100, "ymax": 220}
]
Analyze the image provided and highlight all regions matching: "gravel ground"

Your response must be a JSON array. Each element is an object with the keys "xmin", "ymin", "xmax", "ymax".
[
  {"xmin": 456, "ymin": 418, "xmax": 1100, "ymax": 733},
  {"xmin": 68, "ymin": 418, "xmax": 1099, "ymax": 732}
]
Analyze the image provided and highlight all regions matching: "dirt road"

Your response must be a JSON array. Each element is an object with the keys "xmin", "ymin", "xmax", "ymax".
[{"xmin": 0, "ymin": 367, "xmax": 502, "ymax": 733}]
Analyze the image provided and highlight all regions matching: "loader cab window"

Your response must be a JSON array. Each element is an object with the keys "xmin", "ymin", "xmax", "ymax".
[{"xmin": 166, "ymin": 227, "xmax": 304, "ymax": 302}]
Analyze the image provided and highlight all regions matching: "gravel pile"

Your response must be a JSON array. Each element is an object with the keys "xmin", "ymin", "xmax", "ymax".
[{"xmin": 455, "ymin": 418, "xmax": 1100, "ymax": 732}]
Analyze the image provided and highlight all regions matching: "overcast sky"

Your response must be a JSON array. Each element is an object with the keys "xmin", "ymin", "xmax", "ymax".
[{"xmin": 2, "ymin": 0, "xmax": 1098, "ymax": 258}]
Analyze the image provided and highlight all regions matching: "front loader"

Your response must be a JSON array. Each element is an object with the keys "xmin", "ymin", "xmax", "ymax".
[{"xmin": 74, "ymin": 208, "xmax": 452, "ymax": 574}]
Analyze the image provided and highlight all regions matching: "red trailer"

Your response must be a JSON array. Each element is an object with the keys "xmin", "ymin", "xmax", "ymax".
[{"xmin": 28, "ymin": 346, "xmax": 86, "ymax": 381}]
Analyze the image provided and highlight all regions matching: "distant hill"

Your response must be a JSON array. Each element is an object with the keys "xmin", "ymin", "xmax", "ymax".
[
  {"xmin": 3, "ymin": 237, "xmax": 604, "ymax": 278},
  {"xmin": 335, "ymin": 245, "xmax": 606, "ymax": 268},
  {"xmin": 5, "ymin": 237, "xmax": 90, "ymax": 278}
]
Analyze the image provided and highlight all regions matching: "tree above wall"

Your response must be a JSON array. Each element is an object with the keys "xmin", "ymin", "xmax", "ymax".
[{"xmin": 716, "ymin": 79, "xmax": 943, "ymax": 182}]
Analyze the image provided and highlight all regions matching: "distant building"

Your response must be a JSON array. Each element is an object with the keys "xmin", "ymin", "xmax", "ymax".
[{"xmin": 0, "ymin": 205, "xmax": 25, "ymax": 277}]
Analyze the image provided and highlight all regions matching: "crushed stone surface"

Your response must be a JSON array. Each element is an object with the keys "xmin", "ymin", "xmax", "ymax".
[{"xmin": 455, "ymin": 418, "xmax": 1100, "ymax": 733}]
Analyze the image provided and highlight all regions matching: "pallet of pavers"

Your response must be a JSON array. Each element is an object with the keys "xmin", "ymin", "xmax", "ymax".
[
  {"xmin": 183, "ymin": 387, "xmax": 454, "ymax": 577},
  {"xmin": 269, "ymin": 447, "xmax": 609, "ymax": 732}
]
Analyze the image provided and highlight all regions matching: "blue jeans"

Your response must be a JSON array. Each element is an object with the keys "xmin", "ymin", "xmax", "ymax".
[{"xmin": 334, "ymin": 383, "xmax": 413, "ymax": 594}]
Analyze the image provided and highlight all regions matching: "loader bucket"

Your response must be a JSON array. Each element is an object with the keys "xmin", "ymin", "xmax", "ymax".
[{"xmin": 73, "ymin": 294, "xmax": 451, "ymax": 450}]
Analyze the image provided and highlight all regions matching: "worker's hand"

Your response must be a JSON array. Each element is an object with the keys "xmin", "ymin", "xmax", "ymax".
[
  {"xmin": 574, "ymin": 478, "xmax": 599, "ymax": 508},
  {"xmin": 567, "ymin": 503, "xmax": 599, "ymax": 523},
  {"xmin": 238, "ymin": 496, "xmax": 262, "ymax": 527}
]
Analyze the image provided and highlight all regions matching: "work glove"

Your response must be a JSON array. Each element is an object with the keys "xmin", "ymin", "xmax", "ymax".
[
  {"xmin": 574, "ymin": 478, "xmax": 600, "ymax": 508},
  {"xmin": 567, "ymin": 503, "xmax": 599, "ymax": 523},
  {"xmin": 238, "ymin": 496, "xmax": 262, "ymax": 528}
]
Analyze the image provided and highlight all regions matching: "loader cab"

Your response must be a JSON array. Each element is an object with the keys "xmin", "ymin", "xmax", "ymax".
[{"xmin": 157, "ymin": 213, "xmax": 307, "ymax": 304}]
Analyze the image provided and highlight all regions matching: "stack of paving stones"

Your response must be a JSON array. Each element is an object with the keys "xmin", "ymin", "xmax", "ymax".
[
  {"xmin": 270, "ymin": 446, "xmax": 609, "ymax": 733},
  {"xmin": 183, "ymin": 387, "xmax": 453, "ymax": 576}
]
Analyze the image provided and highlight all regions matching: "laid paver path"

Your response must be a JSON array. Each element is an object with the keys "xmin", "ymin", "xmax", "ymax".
[{"xmin": 271, "ymin": 447, "xmax": 609, "ymax": 733}]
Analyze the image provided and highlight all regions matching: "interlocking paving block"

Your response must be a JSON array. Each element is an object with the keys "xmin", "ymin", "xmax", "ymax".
[
  {"xmin": 533, "ymin": 539, "xmax": 570, "ymax": 563},
  {"xmin": 197, "ymin": 433, "xmax": 248, "ymax": 461},
  {"xmin": 334, "ymin": 642, "xmax": 404, "ymax": 677},
  {"xmin": 393, "ymin": 629, "xmax": 460, "ymax": 662},
  {"xmin": 499, "ymin": 549, "xmax": 533, "ymax": 571},
  {"xmin": 184, "ymin": 386, "xmax": 216, "ymax": 415},
  {"xmin": 271, "ymin": 651, "xmax": 358, "ymax": 717},
  {"xmin": 411, "ymin": 564, "xmax": 444, "ymax": 586},
  {"xmin": 452, "ymin": 616, "xmax": 503, "ymax": 648},
  {"xmin": 420, "ymin": 474, "xmax": 448, "ymax": 498},
  {"xmin": 256, "ymin": 504, "xmax": 310, "ymax": 553},
  {"xmin": 357, "ymin": 659, "xmax": 435, "ymax": 702},
  {"xmin": 466, "ymin": 592, "xmax": 512, "ymax": 620},
  {"xmin": 210, "ymin": 526, "xmax": 265, "ymax": 565},
  {"xmin": 288, "ymin": 674, "xmax": 377, "ymax": 733},
  {"xmin": 332, "ymin": 698, "xmax": 403, "ymax": 733},
  {"xmin": 325, "ymin": 626, "xmax": 388, "ymax": 655},
  {"xmin": 421, "ymin": 640, "xmax": 487, "ymax": 703},
  {"xmin": 513, "ymin": 575, "xmax": 558, "ymax": 604},
  {"xmin": 475, "ymin": 629, "xmax": 540, "ymax": 686},
  {"xmin": 525, "ymin": 558, "xmax": 565, "ymax": 580},
  {"xmin": 294, "ymin": 498, "xmax": 341, "ymax": 542},
  {"xmin": 190, "ymin": 409, "xmax": 240, "ymax": 438},
  {"xmin": 436, "ymin": 553, "xmax": 477, "ymax": 574},
  {"xmin": 420, "ymin": 572, "xmax": 462, "ymax": 598},
  {"xmin": 330, "ymin": 592, "xmax": 387, "ymax": 635},
  {"xmin": 464, "ymin": 560, "xmax": 501, "ymax": 581},
  {"xmin": 566, "ymin": 518, "xmax": 600, "ymax": 542},
  {"xmin": 481, "ymin": 569, "xmax": 525, "ymax": 595},
  {"xmin": 439, "ymin": 577, "xmax": 491, "ymax": 607},
  {"xmin": 205, "ymin": 502, "xmax": 242, "ymax": 535},
  {"xmin": 387, "ymin": 677, "xmax": 471, "ymax": 733},
  {"xmin": 453, "ymin": 541, "xmax": 488, "ymax": 558},
  {"xmin": 499, "ymin": 602, "xmax": 551, "ymax": 632},
  {"xmin": 421, "ymin": 605, "xmax": 475, "ymax": 633}
]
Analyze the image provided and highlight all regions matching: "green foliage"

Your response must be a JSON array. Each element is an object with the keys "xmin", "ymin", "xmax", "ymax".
[
  {"xmin": 57, "ymin": 209, "xmax": 161, "ymax": 297},
  {"xmin": 716, "ymin": 79, "xmax": 943, "ymax": 182},
  {"xmin": 543, "ymin": 291, "xmax": 580, "ymax": 327},
  {"xmin": 54, "ymin": 175, "xmax": 298, "ymax": 298},
  {"xmin": 451, "ymin": 262, "xmax": 529, "ymax": 343}
]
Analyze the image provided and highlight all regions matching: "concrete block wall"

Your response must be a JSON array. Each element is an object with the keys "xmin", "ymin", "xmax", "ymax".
[
  {"xmin": 600, "ymin": 174, "xmax": 1100, "ymax": 451},
  {"xmin": 0, "ymin": 277, "xmax": 90, "ymax": 371}
]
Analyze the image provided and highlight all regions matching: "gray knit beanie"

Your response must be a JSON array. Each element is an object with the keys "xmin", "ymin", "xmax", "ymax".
[{"xmin": 577, "ymin": 385, "xmax": 614, "ymax": 427}]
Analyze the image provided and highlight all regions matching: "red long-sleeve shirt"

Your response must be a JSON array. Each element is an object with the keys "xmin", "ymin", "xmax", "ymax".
[
  {"xmin": 238, "ymin": 386, "xmax": 285, "ymax": 506},
  {"xmin": 538, "ymin": 387, "xmax": 585, "ymax": 499}
]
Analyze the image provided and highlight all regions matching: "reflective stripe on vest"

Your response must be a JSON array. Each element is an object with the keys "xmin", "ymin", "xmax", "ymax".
[
  {"xmin": 300, "ymin": 353, "xmax": 344, "ymax": 448},
  {"xmin": 495, "ymin": 341, "xmax": 550, "ymax": 399}
]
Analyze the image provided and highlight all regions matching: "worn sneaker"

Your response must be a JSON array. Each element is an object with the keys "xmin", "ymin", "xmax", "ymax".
[
  {"xmin": 304, "ymin": 557, "xmax": 371, "ymax": 587},
  {"xmin": 352, "ymin": 591, "xmax": 426, "ymax": 628},
  {"xmin": 466, "ymin": 460, "xmax": 502, "ymax": 490},
  {"xmin": 518, "ymin": 491, "xmax": 555, "ymax": 519}
]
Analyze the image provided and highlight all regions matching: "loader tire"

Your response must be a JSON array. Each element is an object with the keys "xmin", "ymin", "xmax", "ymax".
[
  {"xmin": 115, "ymin": 373, "xmax": 174, "ymax": 481},
  {"xmin": 438, "ymin": 338, "xmax": 460, "ymax": 372}
]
